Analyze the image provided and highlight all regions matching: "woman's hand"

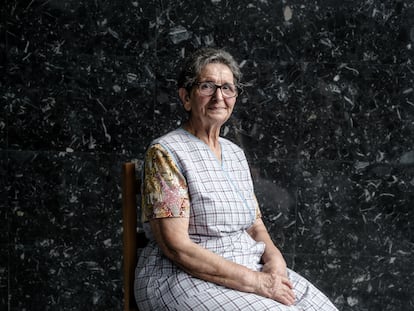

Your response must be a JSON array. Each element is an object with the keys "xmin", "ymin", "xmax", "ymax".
[
  {"xmin": 254, "ymin": 271, "xmax": 296, "ymax": 306},
  {"xmin": 247, "ymin": 218, "xmax": 295, "ymax": 304}
]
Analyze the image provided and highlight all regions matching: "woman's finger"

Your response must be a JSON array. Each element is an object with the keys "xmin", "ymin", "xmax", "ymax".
[{"xmin": 281, "ymin": 276, "xmax": 294, "ymax": 289}]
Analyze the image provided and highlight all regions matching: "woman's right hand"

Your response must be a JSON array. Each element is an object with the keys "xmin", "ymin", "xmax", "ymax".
[{"xmin": 254, "ymin": 271, "xmax": 296, "ymax": 306}]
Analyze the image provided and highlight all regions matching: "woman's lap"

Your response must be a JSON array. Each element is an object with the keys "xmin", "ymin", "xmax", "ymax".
[{"xmin": 136, "ymin": 268, "xmax": 338, "ymax": 311}]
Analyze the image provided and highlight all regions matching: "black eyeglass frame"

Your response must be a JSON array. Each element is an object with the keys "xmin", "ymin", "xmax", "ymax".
[{"xmin": 192, "ymin": 81, "xmax": 239, "ymax": 98}]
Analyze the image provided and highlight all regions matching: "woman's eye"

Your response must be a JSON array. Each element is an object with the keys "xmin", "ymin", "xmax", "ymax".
[
  {"xmin": 201, "ymin": 83, "xmax": 214, "ymax": 89},
  {"xmin": 223, "ymin": 84, "xmax": 234, "ymax": 91}
]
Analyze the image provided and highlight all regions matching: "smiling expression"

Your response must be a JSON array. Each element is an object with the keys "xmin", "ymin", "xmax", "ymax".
[{"xmin": 183, "ymin": 63, "xmax": 237, "ymax": 129}]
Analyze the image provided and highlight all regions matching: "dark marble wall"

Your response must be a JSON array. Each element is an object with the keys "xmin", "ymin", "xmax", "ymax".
[{"xmin": 1, "ymin": 0, "xmax": 413, "ymax": 310}]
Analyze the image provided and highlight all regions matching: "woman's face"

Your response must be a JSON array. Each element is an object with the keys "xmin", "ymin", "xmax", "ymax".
[{"xmin": 183, "ymin": 63, "xmax": 237, "ymax": 128}]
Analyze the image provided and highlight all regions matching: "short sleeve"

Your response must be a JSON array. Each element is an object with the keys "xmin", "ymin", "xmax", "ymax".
[{"xmin": 141, "ymin": 143, "xmax": 190, "ymax": 223}]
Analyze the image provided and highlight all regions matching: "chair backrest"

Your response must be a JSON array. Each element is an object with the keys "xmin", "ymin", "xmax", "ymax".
[{"xmin": 122, "ymin": 162, "xmax": 148, "ymax": 311}]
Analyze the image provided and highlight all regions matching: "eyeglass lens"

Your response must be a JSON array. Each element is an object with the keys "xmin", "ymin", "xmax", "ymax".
[{"xmin": 198, "ymin": 82, "xmax": 237, "ymax": 98}]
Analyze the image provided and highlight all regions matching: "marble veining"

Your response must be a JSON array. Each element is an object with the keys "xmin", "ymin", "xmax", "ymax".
[{"xmin": 1, "ymin": 0, "xmax": 413, "ymax": 309}]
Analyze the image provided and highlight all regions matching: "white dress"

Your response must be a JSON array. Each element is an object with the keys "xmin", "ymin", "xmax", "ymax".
[{"xmin": 134, "ymin": 128, "xmax": 338, "ymax": 311}]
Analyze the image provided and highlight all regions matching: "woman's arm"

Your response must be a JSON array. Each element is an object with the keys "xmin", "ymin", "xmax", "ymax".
[
  {"xmin": 247, "ymin": 218, "xmax": 288, "ymax": 277},
  {"xmin": 150, "ymin": 217, "xmax": 255, "ymax": 291},
  {"xmin": 150, "ymin": 217, "xmax": 295, "ymax": 305}
]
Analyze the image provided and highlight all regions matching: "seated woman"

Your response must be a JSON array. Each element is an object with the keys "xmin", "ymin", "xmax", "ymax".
[{"xmin": 135, "ymin": 47, "xmax": 338, "ymax": 310}]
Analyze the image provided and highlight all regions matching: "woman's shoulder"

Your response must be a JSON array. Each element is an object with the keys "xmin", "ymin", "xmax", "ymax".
[
  {"xmin": 146, "ymin": 128, "xmax": 192, "ymax": 159},
  {"xmin": 151, "ymin": 128, "xmax": 188, "ymax": 145}
]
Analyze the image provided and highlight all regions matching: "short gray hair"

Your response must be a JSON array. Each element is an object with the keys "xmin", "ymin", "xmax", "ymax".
[{"xmin": 177, "ymin": 48, "xmax": 242, "ymax": 91}]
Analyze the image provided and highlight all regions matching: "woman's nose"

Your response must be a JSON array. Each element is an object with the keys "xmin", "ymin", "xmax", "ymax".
[{"xmin": 213, "ymin": 87, "xmax": 224, "ymax": 100}]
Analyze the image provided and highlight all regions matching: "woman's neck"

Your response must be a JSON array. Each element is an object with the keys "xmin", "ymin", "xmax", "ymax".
[{"xmin": 183, "ymin": 121, "xmax": 222, "ymax": 161}]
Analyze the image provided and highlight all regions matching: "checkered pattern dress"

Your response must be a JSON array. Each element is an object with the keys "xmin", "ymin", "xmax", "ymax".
[{"xmin": 135, "ymin": 128, "xmax": 338, "ymax": 311}]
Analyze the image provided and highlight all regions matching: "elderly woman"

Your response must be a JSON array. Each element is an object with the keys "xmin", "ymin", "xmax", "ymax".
[{"xmin": 135, "ymin": 48, "xmax": 338, "ymax": 310}]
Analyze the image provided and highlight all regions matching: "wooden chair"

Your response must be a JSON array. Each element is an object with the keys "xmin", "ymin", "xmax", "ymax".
[{"xmin": 122, "ymin": 162, "xmax": 148, "ymax": 311}]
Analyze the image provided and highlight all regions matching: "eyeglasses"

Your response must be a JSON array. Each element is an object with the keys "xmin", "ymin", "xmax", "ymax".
[{"xmin": 193, "ymin": 81, "xmax": 238, "ymax": 98}]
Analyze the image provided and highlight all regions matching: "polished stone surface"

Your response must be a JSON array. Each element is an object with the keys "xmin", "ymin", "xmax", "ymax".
[{"xmin": 2, "ymin": 0, "xmax": 414, "ymax": 309}]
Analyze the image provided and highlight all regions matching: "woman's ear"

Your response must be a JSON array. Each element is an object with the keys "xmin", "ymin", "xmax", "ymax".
[{"xmin": 179, "ymin": 88, "xmax": 191, "ymax": 111}]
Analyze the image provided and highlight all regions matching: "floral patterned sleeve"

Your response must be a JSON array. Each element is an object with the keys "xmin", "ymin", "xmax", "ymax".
[{"xmin": 141, "ymin": 143, "xmax": 190, "ymax": 223}]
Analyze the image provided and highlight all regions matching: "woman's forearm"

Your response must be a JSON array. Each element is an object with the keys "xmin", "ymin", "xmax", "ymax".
[
  {"xmin": 169, "ymin": 238, "xmax": 258, "ymax": 292},
  {"xmin": 150, "ymin": 218, "xmax": 258, "ymax": 293}
]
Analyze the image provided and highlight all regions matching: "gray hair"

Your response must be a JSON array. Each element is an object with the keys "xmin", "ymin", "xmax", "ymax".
[{"xmin": 177, "ymin": 48, "xmax": 242, "ymax": 91}]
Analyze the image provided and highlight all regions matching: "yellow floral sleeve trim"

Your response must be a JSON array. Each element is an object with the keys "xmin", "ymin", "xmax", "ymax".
[{"xmin": 141, "ymin": 144, "xmax": 190, "ymax": 222}]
